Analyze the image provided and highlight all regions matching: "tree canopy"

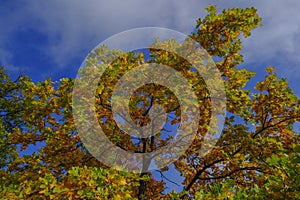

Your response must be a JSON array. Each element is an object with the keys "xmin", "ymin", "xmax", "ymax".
[{"xmin": 1, "ymin": 5, "xmax": 299, "ymax": 200}]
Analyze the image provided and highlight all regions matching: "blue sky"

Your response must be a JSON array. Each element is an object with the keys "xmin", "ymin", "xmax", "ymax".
[
  {"xmin": 1, "ymin": 0, "xmax": 300, "ymax": 192},
  {"xmin": 1, "ymin": 0, "xmax": 300, "ymax": 98}
]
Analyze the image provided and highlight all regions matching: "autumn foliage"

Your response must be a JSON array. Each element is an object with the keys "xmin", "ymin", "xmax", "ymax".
[{"xmin": 1, "ymin": 5, "xmax": 299, "ymax": 200}]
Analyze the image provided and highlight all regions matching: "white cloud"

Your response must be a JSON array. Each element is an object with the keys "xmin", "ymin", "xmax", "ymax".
[
  {"xmin": 241, "ymin": 1, "xmax": 300, "ymax": 77},
  {"xmin": 22, "ymin": 0, "xmax": 206, "ymax": 67},
  {"xmin": 0, "ymin": 0, "xmax": 299, "ymax": 84}
]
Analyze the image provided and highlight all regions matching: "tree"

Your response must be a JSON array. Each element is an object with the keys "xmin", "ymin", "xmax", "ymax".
[
  {"xmin": 0, "ymin": 66, "xmax": 30, "ymax": 169},
  {"xmin": 1, "ymin": 4, "xmax": 299, "ymax": 200}
]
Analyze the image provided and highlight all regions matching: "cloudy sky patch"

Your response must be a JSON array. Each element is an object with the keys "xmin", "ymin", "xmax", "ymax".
[{"xmin": 0, "ymin": 0, "xmax": 299, "ymax": 94}]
